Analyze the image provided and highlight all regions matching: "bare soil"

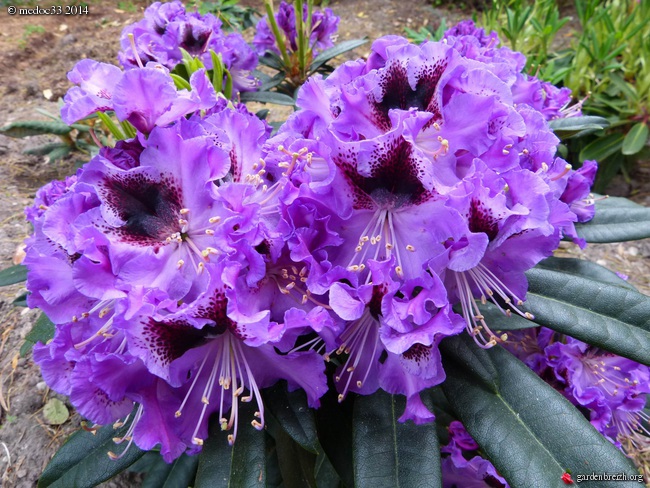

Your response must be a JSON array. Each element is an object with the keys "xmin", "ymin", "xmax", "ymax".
[{"xmin": 0, "ymin": 1, "xmax": 647, "ymax": 487}]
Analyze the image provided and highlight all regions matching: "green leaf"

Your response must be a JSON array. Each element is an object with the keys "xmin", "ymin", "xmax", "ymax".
[
  {"xmin": 536, "ymin": 256, "xmax": 636, "ymax": 290},
  {"xmin": 548, "ymin": 115, "xmax": 609, "ymax": 139},
  {"xmin": 314, "ymin": 452, "xmax": 341, "ymax": 488},
  {"xmin": 267, "ymin": 420, "xmax": 317, "ymax": 488},
  {"xmin": 96, "ymin": 112, "xmax": 126, "ymax": 141},
  {"xmin": 240, "ymin": 91, "xmax": 296, "ymax": 106},
  {"xmin": 20, "ymin": 312, "xmax": 56, "ymax": 356},
  {"xmin": 259, "ymin": 52, "xmax": 286, "ymax": 71},
  {"xmin": 441, "ymin": 335, "xmax": 639, "ymax": 488},
  {"xmin": 43, "ymin": 398, "xmax": 70, "ymax": 425},
  {"xmin": 0, "ymin": 120, "xmax": 72, "ymax": 138},
  {"xmin": 170, "ymin": 73, "xmax": 192, "ymax": 91},
  {"xmin": 194, "ymin": 400, "xmax": 266, "ymax": 488},
  {"xmin": 258, "ymin": 72, "xmax": 286, "ymax": 92},
  {"xmin": 315, "ymin": 387, "xmax": 354, "ymax": 487},
  {"xmin": 309, "ymin": 39, "xmax": 368, "ymax": 73},
  {"xmin": 575, "ymin": 196, "xmax": 650, "ymax": 242},
  {"xmin": 141, "ymin": 453, "xmax": 198, "ymax": 488},
  {"xmin": 12, "ymin": 292, "xmax": 28, "ymax": 307},
  {"xmin": 45, "ymin": 144, "xmax": 73, "ymax": 162},
  {"xmin": 263, "ymin": 381, "xmax": 319, "ymax": 453},
  {"xmin": 622, "ymin": 122, "xmax": 649, "ymax": 155},
  {"xmin": 24, "ymin": 143, "xmax": 71, "ymax": 157},
  {"xmin": 0, "ymin": 264, "xmax": 27, "ymax": 286},
  {"xmin": 523, "ymin": 266, "xmax": 650, "ymax": 366},
  {"xmin": 38, "ymin": 416, "xmax": 146, "ymax": 487},
  {"xmin": 579, "ymin": 133, "xmax": 625, "ymax": 161},
  {"xmin": 352, "ymin": 390, "xmax": 441, "ymax": 488}
]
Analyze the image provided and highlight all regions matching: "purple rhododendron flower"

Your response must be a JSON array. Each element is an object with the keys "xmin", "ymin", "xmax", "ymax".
[
  {"xmin": 61, "ymin": 61, "xmax": 217, "ymax": 131},
  {"xmin": 117, "ymin": 1, "xmax": 257, "ymax": 94},
  {"xmin": 441, "ymin": 421, "xmax": 509, "ymax": 488},
  {"xmin": 504, "ymin": 328, "xmax": 650, "ymax": 456},
  {"xmin": 276, "ymin": 34, "xmax": 595, "ymax": 351},
  {"xmin": 442, "ymin": 20, "xmax": 582, "ymax": 121},
  {"xmin": 253, "ymin": 1, "xmax": 339, "ymax": 56},
  {"xmin": 26, "ymin": 18, "xmax": 603, "ymax": 465}
]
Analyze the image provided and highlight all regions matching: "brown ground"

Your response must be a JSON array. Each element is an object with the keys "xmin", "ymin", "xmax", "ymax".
[{"xmin": 0, "ymin": 1, "xmax": 648, "ymax": 487}]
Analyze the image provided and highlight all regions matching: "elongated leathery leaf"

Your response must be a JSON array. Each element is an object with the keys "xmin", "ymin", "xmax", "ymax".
[
  {"xmin": 579, "ymin": 132, "xmax": 624, "ymax": 162},
  {"xmin": 240, "ymin": 91, "xmax": 296, "ymax": 106},
  {"xmin": 548, "ymin": 115, "xmax": 609, "ymax": 139},
  {"xmin": 622, "ymin": 122, "xmax": 649, "ymax": 155},
  {"xmin": 141, "ymin": 453, "xmax": 198, "ymax": 488},
  {"xmin": 353, "ymin": 390, "xmax": 441, "ymax": 488},
  {"xmin": 263, "ymin": 381, "xmax": 319, "ymax": 453},
  {"xmin": 194, "ymin": 401, "xmax": 266, "ymax": 488},
  {"xmin": 523, "ymin": 266, "xmax": 650, "ymax": 366},
  {"xmin": 575, "ymin": 196, "xmax": 650, "ymax": 242},
  {"xmin": 441, "ymin": 335, "xmax": 639, "ymax": 488},
  {"xmin": 0, "ymin": 264, "xmax": 27, "ymax": 286},
  {"xmin": 267, "ymin": 419, "xmax": 317, "ymax": 488},
  {"xmin": 309, "ymin": 39, "xmax": 368, "ymax": 73},
  {"xmin": 38, "ymin": 418, "xmax": 145, "ymax": 487},
  {"xmin": 20, "ymin": 313, "xmax": 54, "ymax": 356},
  {"xmin": 315, "ymin": 386, "xmax": 354, "ymax": 487},
  {"xmin": 0, "ymin": 120, "xmax": 72, "ymax": 138},
  {"xmin": 536, "ymin": 256, "xmax": 636, "ymax": 291}
]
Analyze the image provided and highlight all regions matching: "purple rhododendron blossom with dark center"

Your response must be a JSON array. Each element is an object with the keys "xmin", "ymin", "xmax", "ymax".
[
  {"xmin": 25, "ymin": 17, "xmax": 604, "ymax": 468},
  {"xmin": 137, "ymin": 317, "xmax": 213, "ymax": 366},
  {"xmin": 99, "ymin": 173, "xmax": 183, "ymax": 246},
  {"xmin": 336, "ymin": 137, "xmax": 434, "ymax": 210},
  {"xmin": 372, "ymin": 59, "xmax": 446, "ymax": 131}
]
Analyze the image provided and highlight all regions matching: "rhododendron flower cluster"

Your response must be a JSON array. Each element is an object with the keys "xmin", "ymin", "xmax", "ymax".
[
  {"xmin": 118, "ymin": 0, "xmax": 258, "ymax": 94},
  {"xmin": 253, "ymin": 0, "xmax": 339, "ymax": 57},
  {"xmin": 25, "ymin": 16, "xmax": 600, "ymax": 465}
]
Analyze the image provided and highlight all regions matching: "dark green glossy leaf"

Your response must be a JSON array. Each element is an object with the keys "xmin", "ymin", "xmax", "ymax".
[
  {"xmin": 265, "ymin": 436, "xmax": 283, "ymax": 488},
  {"xmin": 536, "ymin": 256, "xmax": 636, "ymax": 290},
  {"xmin": 0, "ymin": 120, "xmax": 72, "ymax": 138},
  {"xmin": 263, "ymin": 381, "xmax": 319, "ymax": 453},
  {"xmin": 258, "ymin": 72, "xmax": 286, "ymax": 92},
  {"xmin": 259, "ymin": 52, "xmax": 285, "ymax": 71},
  {"xmin": 141, "ymin": 453, "xmax": 198, "ymax": 488},
  {"xmin": 441, "ymin": 335, "xmax": 639, "ymax": 488},
  {"xmin": 523, "ymin": 266, "xmax": 650, "ymax": 366},
  {"xmin": 195, "ymin": 402, "xmax": 266, "ymax": 488},
  {"xmin": 314, "ymin": 452, "xmax": 341, "ymax": 488},
  {"xmin": 579, "ymin": 132, "xmax": 624, "ymax": 161},
  {"xmin": 548, "ymin": 115, "xmax": 609, "ymax": 139},
  {"xmin": 240, "ymin": 91, "xmax": 296, "ymax": 106},
  {"xmin": 25, "ymin": 317, "xmax": 56, "ymax": 360},
  {"xmin": 12, "ymin": 292, "xmax": 28, "ymax": 307},
  {"xmin": 353, "ymin": 390, "xmax": 441, "ymax": 488},
  {"xmin": 315, "ymin": 386, "xmax": 354, "ymax": 487},
  {"xmin": 309, "ymin": 39, "xmax": 368, "ymax": 73},
  {"xmin": 575, "ymin": 196, "xmax": 650, "ymax": 242},
  {"xmin": 23, "ymin": 143, "xmax": 71, "ymax": 157},
  {"xmin": 269, "ymin": 422, "xmax": 317, "ymax": 488},
  {"xmin": 46, "ymin": 144, "xmax": 73, "ymax": 162},
  {"xmin": 622, "ymin": 122, "xmax": 649, "ymax": 155},
  {"xmin": 0, "ymin": 264, "xmax": 27, "ymax": 286},
  {"xmin": 38, "ymin": 418, "xmax": 145, "ymax": 487}
]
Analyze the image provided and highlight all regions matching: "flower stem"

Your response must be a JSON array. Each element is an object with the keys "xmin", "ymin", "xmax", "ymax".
[{"xmin": 264, "ymin": 0, "xmax": 291, "ymax": 68}]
